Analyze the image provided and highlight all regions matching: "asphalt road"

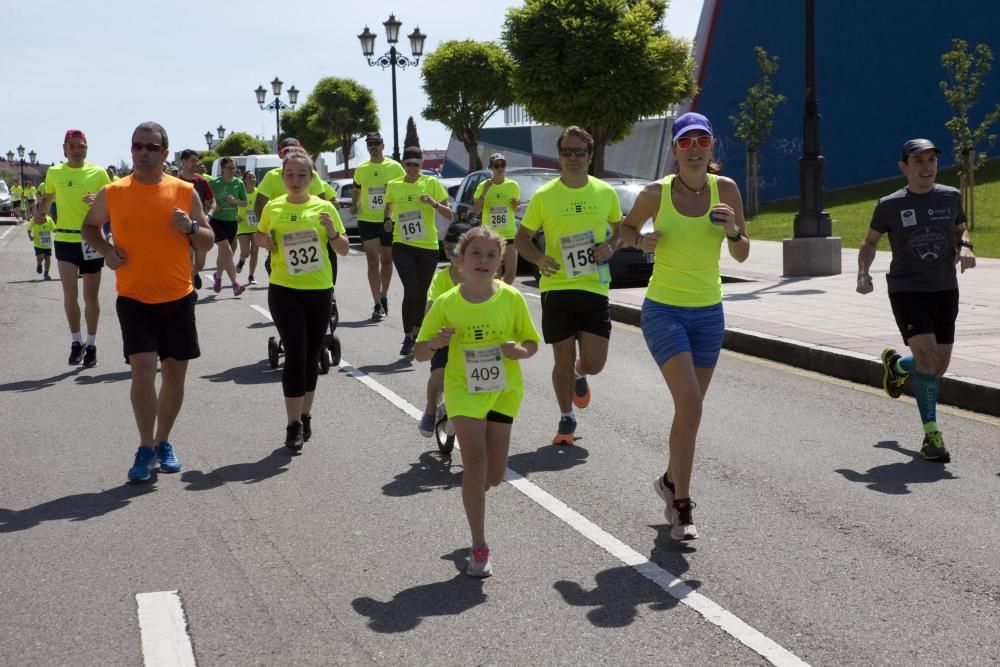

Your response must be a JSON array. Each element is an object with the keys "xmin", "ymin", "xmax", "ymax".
[{"xmin": 1, "ymin": 220, "xmax": 998, "ymax": 666}]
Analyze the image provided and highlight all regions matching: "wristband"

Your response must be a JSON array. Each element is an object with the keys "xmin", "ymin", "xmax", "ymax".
[
  {"xmin": 959, "ymin": 240, "xmax": 974, "ymax": 250},
  {"xmin": 857, "ymin": 271, "xmax": 870, "ymax": 279}
]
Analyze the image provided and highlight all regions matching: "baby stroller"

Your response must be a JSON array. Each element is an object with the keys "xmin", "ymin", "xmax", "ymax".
[{"xmin": 266, "ymin": 246, "xmax": 342, "ymax": 374}]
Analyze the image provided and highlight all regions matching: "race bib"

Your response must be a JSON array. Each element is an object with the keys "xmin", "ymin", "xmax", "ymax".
[
  {"xmin": 560, "ymin": 229, "xmax": 598, "ymax": 277},
  {"xmin": 489, "ymin": 206, "xmax": 509, "ymax": 228},
  {"xmin": 367, "ymin": 186, "xmax": 386, "ymax": 211},
  {"xmin": 282, "ymin": 228, "xmax": 323, "ymax": 274},
  {"xmin": 38, "ymin": 231, "xmax": 52, "ymax": 246},
  {"xmin": 82, "ymin": 239, "xmax": 102, "ymax": 261},
  {"xmin": 246, "ymin": 211, "xmax": 259, "ymax": 227},
  {"xmin": 464, "ymin": 345, "xmax": 506, "ymax": 393},
  {"xmin": 398, "ymin": 209, "xmax": 424, "ymax": 241}
]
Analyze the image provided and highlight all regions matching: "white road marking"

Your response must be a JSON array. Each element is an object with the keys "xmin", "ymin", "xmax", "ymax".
[
  {"xmin": 136, "ymin": 591, "xmax": 197, "ymax": 667},
  {"xmin": 0, "ymin": 225, "xmax": 16, "ymax": 241},
  {"xmin": 249, "ymin": 303, "xmax": 808, "ymax": 666},
  {"xmin": 249, "ymin": 304, "xmax": 272, "ymax": 321}
]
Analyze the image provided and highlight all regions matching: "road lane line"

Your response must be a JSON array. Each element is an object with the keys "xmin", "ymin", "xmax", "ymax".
[
  {"xmin": 0, "ymin": 225, "xmax": 16, "ymax": 241},
  {"xmin": 249, "ymin": 304, "xmax": 272, "ymax": 321},
  {"xmin": 250, "ymin": 304, "xmax": 809, "ymax": 665},
  {"xmin": 136, "ymin": 590, "xmax": 197, "ymax": 667}
]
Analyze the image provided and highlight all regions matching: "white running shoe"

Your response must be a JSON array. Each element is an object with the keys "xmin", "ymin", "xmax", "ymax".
[
  {"xmin": 653, "ymin": 476, "xmax": 675, "ymax": 524},
  {"xmin": 467, "ymin": 545, "xmax": 493, "ymax": 578}
]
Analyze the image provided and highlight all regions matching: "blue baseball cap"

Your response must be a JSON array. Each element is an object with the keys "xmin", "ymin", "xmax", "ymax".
[{"xmin": 671, "ymin": 112, "xmax": 713, "ymax": 143}]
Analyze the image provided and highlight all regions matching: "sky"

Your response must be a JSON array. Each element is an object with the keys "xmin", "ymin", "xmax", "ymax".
[{"xmin": 5, "ymin": 0, "xmax": 703, "ymax": 170}]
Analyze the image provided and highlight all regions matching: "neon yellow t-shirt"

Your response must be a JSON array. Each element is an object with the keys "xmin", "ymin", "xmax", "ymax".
[
  {"xmin": 645, "ymin": 175, "xmax": 725, "ymax": 307},
  {"xmin": 427, "ymin": 265, "xmax": 460, "ymax": 302},
  {"xmin": 44, "ymin": 162, "xmax": 112, "ymax": 242},
  {"xmin": 258, "ymin": 196, "xmax": 345, "ymax": 290},
  {"xmin": 11, "ymin": 185, "xmax": 22, "ymax": 201},
  {"xmin": 30, "ymin": 217, "xmax": 56, "ymax": 249},
  {"xmin": 26, "ymin": 186, "xmax": 37, "ymax": 200},
  {"xmin": 386, "ymin": 175, "xmax": 448, "ymax": 250},
  {"xmin": 256, "ymin": 167, "xmax": 326, "ymax": 202},
  {"xmin": 416, "ymin": 282, "xmax": 541, "ymax": 419},
  {"xmin": 237, "ymin": 186, "xmax": 258, "ymax": 235},
  {"xmin": 519, "ymin": 175, "xmax": 623, "ymax": 296},
  {"xmin": 474, "ymin": 178, "xmax": 521, "ymax": 240},
  {"xmin": 353, "ymin": 159, "xmax": 405, "ymax": 223}
]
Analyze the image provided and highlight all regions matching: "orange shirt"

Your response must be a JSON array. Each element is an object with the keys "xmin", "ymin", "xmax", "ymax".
[{"xmin": 105, "ymin": 175, "xmax": 195, "ymax": 304}]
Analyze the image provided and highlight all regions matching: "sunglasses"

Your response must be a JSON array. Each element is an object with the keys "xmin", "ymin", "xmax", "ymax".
[
  {"xmin": 492, "ymin": 162, "xmax": 507, "ymax": 169},
  {"xmin": 559, "ymin": 148, "xmax": 589, "ymax": 158},
  {"xmin": 675, "ymin": 135, "xmax": 713, "ymax": 150},
  {"xmin": 131, "ymin": 142, "xmax": 164, "ymax": 152},
  {"xmin": 367, "ymin": 141, "xmax": 382, "ymax": 146}
]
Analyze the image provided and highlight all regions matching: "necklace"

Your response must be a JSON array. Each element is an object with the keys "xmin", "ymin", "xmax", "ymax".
[{"xmin": 675, "ymin": 172, "xmax": 708, "ymax": 195}]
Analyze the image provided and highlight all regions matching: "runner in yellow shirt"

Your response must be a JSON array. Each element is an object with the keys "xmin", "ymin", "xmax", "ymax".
[
  {"xmin": 28, "ymin": 214, "xmax": 56, "ymax": 280},
  {"xmin": 515, "ymin": 126, "xmax": 622, "ymax": 445},
  {"xmin": 472, "ymin": 152, "xmax": 521, "ymax": 284},
  {"xmin": 415, "ymin": 225, "xmax": 540, "ymax": 577},
  {"xmin": 235, "ymin": 170, "xmax": 260, "ymax": 284}
]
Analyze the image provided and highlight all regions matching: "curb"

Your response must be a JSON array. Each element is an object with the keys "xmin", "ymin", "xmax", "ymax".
[{"xmin": 609, "ymin": 302, "xmax": 1000, "ymax": 418}]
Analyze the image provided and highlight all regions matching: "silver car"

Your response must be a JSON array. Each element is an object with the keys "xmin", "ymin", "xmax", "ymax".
[
  {"xmin": 0, "ymin": 181, "xmax": 12, "ymax": 217},
  {"xmin": 324, "ymin": 178, "xmax": 358, "ymax": 235}
]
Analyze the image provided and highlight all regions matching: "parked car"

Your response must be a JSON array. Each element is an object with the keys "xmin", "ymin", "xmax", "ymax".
[
  {"xmin": 324, "ymin": 178, "xmax": 358, "ymax": 235},
  {"xmin": 435, "ymin": 176, "xmax": 464, "ymax": 247},
  {"xmin": 0, "ymin": 181, "xmax": 11, "ymax": 217},
  {"xmin": 527, "ymin": 177, "xmax": 655, "ymax": 287}
]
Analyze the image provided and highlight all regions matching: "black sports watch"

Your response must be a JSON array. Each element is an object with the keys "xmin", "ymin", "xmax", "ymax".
[
  {"xmin": 187, "ymin": 220, "xmax": 199, "ymax": 235},
  {"xmin": 959, "ymin": 240, "xmax": 974, "ymax": 250}
]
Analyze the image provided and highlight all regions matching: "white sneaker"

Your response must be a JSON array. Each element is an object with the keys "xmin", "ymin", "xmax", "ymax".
[
  {"xmin": 467, "ymin": 545, "xmax": 493, "ymax": 578},
  {"xmin": 670, "ymin": 500, "xmax": 699, "ymax": 541},
  {"xmin": 653, "ymin": 476, "xmax": 675, "ymax": 524}
]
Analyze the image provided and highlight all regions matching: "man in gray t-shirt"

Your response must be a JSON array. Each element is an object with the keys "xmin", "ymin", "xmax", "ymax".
[{"xmin": 856, "ymin": 139, "xmax": 976, "ymax": 463}]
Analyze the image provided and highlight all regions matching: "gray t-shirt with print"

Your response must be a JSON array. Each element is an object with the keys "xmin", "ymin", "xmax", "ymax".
[{"xmin": 869, "ymin": 184, "xmax": 966, "ymax": 293}]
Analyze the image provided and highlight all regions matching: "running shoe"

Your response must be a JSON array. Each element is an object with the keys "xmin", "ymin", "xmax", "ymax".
[
  {"xmin": 880, "ymin": 348, "xmax": 906, "ymax": 399},
  {"xmin": 467, "ymin": 545, "xmax": 493, "ymax": 578},
  {"xmin": 248, "ymin": 275, "xmax": 256, "ymax": 286},
  {"xmin": 36, "ymin": 264, "xmax": 42, "ymax": 275},
  {"xmin": 155, "ymin": 441, "xmax": 182, "ymax": 473},
  {"xmin": 653, "ymin": 475, "xmax": 676, "ymax": 523},
  {"xmin": 127, "ymin": 446, "xmax": 157, "ymax": 482},
  {"xmin": 301, "ymin": 414, "xmax": 312, "ymax": 443},
  {"xmin": 400, "ymin": 336, "xmax": 415, "ymax": 356},
  {"xmin": 82, "ymin": 345, "xmax": 97, "ymax": 368},
  {"xmin": 371, "ymin": 303, "xmax": 385, "ymax": 321},
  {"xmin": 44, "ymin": 272, "xmax": 51, "ymax": 281},
  {"xmin": 213, "ymin": 274, "xmax": 222, "ymax": 293},
  {"xmin": 552, "ymin": 415, "xmax": 576, "ymax": 446},
  {"xmin": 572, "ymin": 375, "xmax": 591, "ymax": 409},
  {"xmin": 236, "ymin": 258, "xmax": 245, "ymax": 273},
  {"xmin": 380, "ymin": 296, "xmax": 389, "ymax": 317},
  {"xmin": 285, "ymin": 420, "xmax": 304, "ymax": 452},
  {"xmin": 68, "ymin": 342, "xmax": 84, "ymax": 365},
  {"xmin": 233, "ymin": 282, "xmax": 246, "ymax": 297},
  {"xmin": 418, "ymin": 412, "xmax": 435, "ymax": 438},
  {"xmin": 670, "ymin": 499, "xmax": 699, "ymax": 540},
  {"xmin": 193, "ymin": 273, "xmax": 203, "ymax": 290},
  {"xmin": 920, "ymin": 431, "xmax": 950, "ymax": 462}
]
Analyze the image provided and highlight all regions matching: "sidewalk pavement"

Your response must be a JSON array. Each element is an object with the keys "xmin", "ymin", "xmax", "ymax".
[{"xmin": 609, "ymin": 240, "xmax": 1000, "ymax": 418}]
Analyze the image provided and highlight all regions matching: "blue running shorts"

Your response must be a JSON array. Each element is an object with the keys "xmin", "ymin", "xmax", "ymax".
[{"xmin": 640, "ymin": 299, "xmax": 725, "ymax": 369}]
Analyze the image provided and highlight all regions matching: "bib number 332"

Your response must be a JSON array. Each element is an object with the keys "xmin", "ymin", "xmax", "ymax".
[{"xmin": 282, "ymin": 229, "xmax": 322, "ymax": 274}]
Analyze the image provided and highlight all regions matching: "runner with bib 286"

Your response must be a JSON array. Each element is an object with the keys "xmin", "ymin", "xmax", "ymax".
[
  {"xmin": 515, "ymin": 126, "xmax": 622, "ymax": 446},
  {"xmin": 472, "ymin": 152, "xmax": 521, "ymax": 284}
]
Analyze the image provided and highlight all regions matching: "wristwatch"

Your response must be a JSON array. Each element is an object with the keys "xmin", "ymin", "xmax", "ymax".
[
  {"xmin": 187, "ymin": 220, "xmax": 199, "ymax": 235},
  {"xmin": 726, "ymin": 228, "xmax": 741, "ymax": 241},
  {"xmin": 959, "ymin": 240, "xmax": 974, "ymax": 250}
]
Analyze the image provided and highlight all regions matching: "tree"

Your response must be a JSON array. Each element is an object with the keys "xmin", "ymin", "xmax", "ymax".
[
  {"xmin": 404, "ymin": 116, "xmax": 421, "ymax": 148},
  {"xmin": 729, "ymin": 47, "xmax": 786, "ymax": 217},
  {"xmin": 940, "ymin": 38, "xmax": 1000, "ymax": 231},
  {"xmin": 503, "ymin": 0, "xmax": 696, "ymax": 176},
  {"xmin": 198, "ymin": 150, "xmax": 219, "ymax": 171},
  {"xmin": 421, "ymin": 40, "xmax": 515, "ymax": 171},
  {"xmin": 213, "ymin": 132, "xmax": 270, "ymax": 157},
  {"xmin": 281, "ymin": 77, "xmax": 379, "ymax": 171}
]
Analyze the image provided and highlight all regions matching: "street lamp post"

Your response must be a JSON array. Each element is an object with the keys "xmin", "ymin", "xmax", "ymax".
[
  {"xmin": 255, "ymin": 78, "xmax": 298, "ymax": 152},
  {"xmin": 204, "ymin": 126, "xmax": 227, "ymax": 150},
  {"xmin": 358, "ymin": 15, "xmax": 427, "ymax": 161}
]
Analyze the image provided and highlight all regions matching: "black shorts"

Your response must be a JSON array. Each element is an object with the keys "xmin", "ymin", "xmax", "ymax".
[
  {"xmin": 486, "ymin": 411, "xmax": 514, "ymax": 424},
  {"xmin": 889, "ymin": 289, "xmax": 959, "ymax": 345},
  {"xmin": 540, "ymin": 289, "xmax": 612, "ymax": 344},
  {"xmin": 210, "ymin": 219, "xmax": 238, "ymax": 244},
  {"xmin": 34, "ymin": 247, "xmax": 52, "ymax": 257},
  {"xmin": 117, "ymin": 291, "xmax": 200, "ymax": 361},
  {"xmin": 54, "ymin": 240, "xmax": 104, "ymax": 274},
  {"xmin": 358, "ymin": 220, "xmax": 393, "ymax": 246},
  {"xmin": 430, "ymin": 346, "xmax": 449, "ymax": 371}
]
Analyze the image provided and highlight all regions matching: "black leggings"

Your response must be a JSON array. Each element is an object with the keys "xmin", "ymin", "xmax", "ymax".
[
  {"xmin": 392, "ymin": 243, "xmax": 439, "ymax": 334},
  {"xmin": 268, "ymin": 284, "xmax": 332, "ymax": 397}
]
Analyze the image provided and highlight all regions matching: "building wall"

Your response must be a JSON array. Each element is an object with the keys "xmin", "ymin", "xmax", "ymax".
[{"xmin": 692, "ymin": 0, "xmax": 1000, "ymax": 202}]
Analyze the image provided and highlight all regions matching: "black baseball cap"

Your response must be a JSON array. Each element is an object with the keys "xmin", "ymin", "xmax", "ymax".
[
  {"xmin": 402, "ymin": 146, "xmax": 423, "ymax": 164},
  {"xmin": 366, "ymin": 132, "xmax": 383, "ymax": 144},
  {"xmin": 444, "ymin": 221, "xmax": 473, "ymax": 243},
  {"xmin": 901, "ymin": 138, "xmax": 940, "ymax": 161}
]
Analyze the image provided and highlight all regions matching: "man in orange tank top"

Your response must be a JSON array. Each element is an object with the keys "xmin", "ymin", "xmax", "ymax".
[{"xmin": 82, "ymin": 121, "xmax": 216, "ymax": 483}]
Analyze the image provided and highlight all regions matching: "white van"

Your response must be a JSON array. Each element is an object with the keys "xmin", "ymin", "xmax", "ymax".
[{"xmin": 211, "ymin": 154, "xmax": 328, "ymax": 183}]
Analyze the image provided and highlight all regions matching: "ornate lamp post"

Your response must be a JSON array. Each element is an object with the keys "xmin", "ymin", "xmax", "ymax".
[
  {"xmin": 255, "ymin": 78, "xmax": 298, "ymax": 152},
  {"xmin": 358, "ymin": 15, "xmax": 427, "ymax": 161},
  {"xmin": 205, "ymin": 125, "xmax": 227, "ymax": 150}
]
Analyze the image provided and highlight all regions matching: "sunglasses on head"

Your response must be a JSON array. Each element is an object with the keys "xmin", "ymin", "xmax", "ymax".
[
  {"xmin": 559, "ymin": 148, "xmax": 589, "ymax": 158},
  {"xmin": 675, "ymin": 135, "xmax": 713, "ymax": 150},
  {"xmin": 131, "ymin": 142, "xmax": 164, "ymax": 152}
]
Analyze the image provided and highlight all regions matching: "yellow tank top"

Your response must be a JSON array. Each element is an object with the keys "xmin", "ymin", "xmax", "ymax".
[{"xmin": 645, "ymin": 174, "xmax": 725, "ymax": 307}]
